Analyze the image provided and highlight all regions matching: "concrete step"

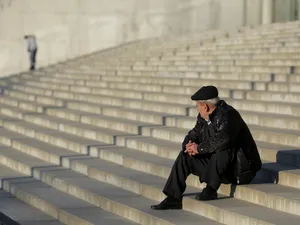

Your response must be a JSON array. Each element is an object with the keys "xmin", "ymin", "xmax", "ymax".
[
  {"xmin": 6, "ymin": 89, "xmax": 191, "ymax": 116},
  {"xmin": 166, "ymin": 111, "xmax": 300, "ymax": 133},
  {"xmin": 0, "ymin": 163, "xmax": 137, "ymax": 225},
  {"xmin": 0, "ymin": 95, "xmax": 58, "ymax": 113},
  {"xmin": 45, "ymin": 108, "xmax": 157, "ymax": 135},
  {"xmin": 10, "ymin": 73, "xmax": 296, "ymax": 98},
  {"xmin": 176, "ymin": 47, "xmax": 300, "ymax": 56},
  {"xmin": 3, "ymin": 89, "xmax": 66, "ymax": 107},
  {"xmin": 289, "ymin": 74, "xmax": 300, "ymax": 82},
  {"xmin": 4, "ymin": 107, "xmax": 300, "ymax": 213},
  {"xmin": 188, "ymin": 53, "xmax": 300, "ymax": 61},
  {"xmin": 1, "ymin": 118, "xmax": 296, "ymax": 193},
  {"xmin": 9, "ymin": 81, "xmax": 54, "ymax": 96},
  {"xmin": 7, "ymin": 83, "xmax": 299, "ymax": 121},
  {"xmin": 91, "ymin": 144, "xmax": 300, "ymax": 190},
  {"xmin": 107, "ymin": 65, "xmax": 294, "ymax": 74},
  {"xmin": 16, "ymin": 78, "xmax": 300, "ymax": 108},
  {"xmin": 235, "ymin": 59, "xmax": 300, "ymax": 67},
  {"xmin": 12, "ymin": 80, "xmax": 232, "ymax": 100},
  {"xmin": 143, "ymin": 59, "xmax": 300, "ymax": 67},
  {"xmin": 0, "ymin": 146, "xmax": 219, "ymax": 225},
  {"xmin": 140, "ymin": 125, "xmax": 300, "ymax": 151},
  {"xmin": 108, "ymin": 70, "xmax": 289, "ymax": 82},
  {"xmin": 1, "ymin": 82, "xmax": 278, "ymax": 118},
  {"xmin": 119, "ymin": 132, "xmax": 298, "ymax": 168},
  {"xmin": 0, "ymin": 113, "xmax": 21, "ymax": 126},
  {"xmin": 25, "ymin": 114, "xmax": 134, "ymax": 144},
  {"xmin": 1, "ymin": 143, "xmax": 300, "ymax": 224},
  {"xmin": 0, "ymin": 93, "xmax": 298, "ymax": 156},
  {"xmin": 189, "ymin": 98, "xmax": 300, "ymax": 117},
  {"xmin": 0, "ymin": 188, "xmax": 63, "ymax": 225},
  {"xmin": 244, "ymin": 90, "xmax": 300, "ymax": 103},
  {"xmin": 0, "ymin": 127, "xmax": 88, "ymax": 163},
  {"xmin": 67, "ymin": 103, "xmax": 173, "ymax": 125},
  {"xmin": 262, "ymin": 162, "xmax": 300, "ymax": 189},
  {"xmin": 73, "ymin": 148, "xmax": 300, "ymax": 217},
  {"xmin": 0, "ymin": 104, "xmax": 44, "ymax": 120},
  {"xmin": 267, "ymin": 82, "xmax": 300, "ymax": 93},
  {"xmin": 1, "ymin": 117, "xmax": 121, "ymax": 149}
]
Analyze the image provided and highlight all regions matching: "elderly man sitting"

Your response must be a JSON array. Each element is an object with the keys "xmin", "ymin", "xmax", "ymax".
[{"xmin": 151, "ymin": 85, "xmax": 262, "ymax": 210}]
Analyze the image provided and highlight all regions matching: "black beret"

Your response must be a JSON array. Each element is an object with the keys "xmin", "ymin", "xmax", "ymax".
[{"xmin": 191, "ymin": 85, "xmax": 218, "ymax": 101}]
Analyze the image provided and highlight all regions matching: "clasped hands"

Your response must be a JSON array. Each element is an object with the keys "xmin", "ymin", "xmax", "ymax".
[{"xmin": 184, "ymin": 140, "xmax": 199, "ymax": 156}]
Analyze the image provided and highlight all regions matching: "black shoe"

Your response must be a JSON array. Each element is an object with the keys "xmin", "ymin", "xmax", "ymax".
[
  {"xmin": 195, "ymin": 186, "xmax": 218, "ymax": 201},
  {"xmin": 151, "ymin": 196, "xmax": 182, "ymax": 210}
]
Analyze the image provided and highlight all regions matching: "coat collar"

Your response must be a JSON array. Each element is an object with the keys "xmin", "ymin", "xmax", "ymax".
[{"xmin": 208, "ymin": 100, "xmax": 227, "ymax": 121}]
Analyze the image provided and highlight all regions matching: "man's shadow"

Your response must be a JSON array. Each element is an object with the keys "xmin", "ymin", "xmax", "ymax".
[{"xmin": 184, "ymin": 148, "xmax": 300, "ymax": 199}]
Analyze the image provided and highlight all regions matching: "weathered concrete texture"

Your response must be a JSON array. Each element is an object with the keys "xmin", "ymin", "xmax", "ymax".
[
  {"xmin": 0, "ymin": 20, "xmax": 299, "ymax": 224},
  {"xmin": 0, "ymin": 188, "xmax": 63, "ymax": 225},
  {"xmin": 0, "ymin": 0, "xmax": 299, "ymax": 76}
]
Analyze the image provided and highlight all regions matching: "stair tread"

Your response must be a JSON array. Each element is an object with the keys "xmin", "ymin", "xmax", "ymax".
[
  {"xmin": 0, "ymin": 149, "xmax": 220, "ymax": 225},
  {"xmin": 0, "ymin": 165, "xmax": 137, "ymax": 225},
  {"xmin": 0, "ymin": 189, "xmax": 63, "ymax": 225},
  {"xmin": 1, "ymin": 146, "xmax": 300, "ymax": 224}
]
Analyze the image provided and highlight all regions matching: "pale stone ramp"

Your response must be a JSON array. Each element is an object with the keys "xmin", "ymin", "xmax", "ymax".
[{"xmin": 0, "ymin": 22, "xmax": 300, "ymax": 224}]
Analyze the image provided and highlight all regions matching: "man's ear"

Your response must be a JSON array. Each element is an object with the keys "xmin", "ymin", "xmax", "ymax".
[{"xmin": 205, "ymin": 103, "xmax": 210, "ymax": 112}]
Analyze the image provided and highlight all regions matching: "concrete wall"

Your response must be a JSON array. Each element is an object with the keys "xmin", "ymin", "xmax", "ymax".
[
  {"xmin": 0, "ymin": 0, "xmax": 299, "ymax": 77},
  {"xmin": 274, "ymin": 0, "xmax": 297, "ymax": 22}
]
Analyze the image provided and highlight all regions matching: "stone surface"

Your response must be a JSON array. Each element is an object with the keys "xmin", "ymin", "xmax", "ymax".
[{"xmin": 0, "ymin": 21, "xmax": 300, "ymax": 224}]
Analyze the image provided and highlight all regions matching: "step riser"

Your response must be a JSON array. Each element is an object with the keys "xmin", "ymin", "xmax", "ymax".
[
  {"xmin": 35, "ymin": 132, "xmax": 88, "ymax": 154},
  {"xmin": 45, "ymin": 110, "xmax": 141, "ymax": 135},
  {"xmin": 1, "ymin": 180, "xmax": 100, "ymax": 225},
  {"xmin": 23, "ymin": 114, "xmax": 60, "ymax": 130},
  {"xmin": 4, "ymin": 117, "xmax": 299, "ymax": 170},
  {"xmin": 0, "ymin": 139, "xmax": 287, "ymax": 225},
  {"xmin": 0, "ymin": 98, "xmax": 43, "ymax": 113},
  {"xmin": 58, "ymin": 124, "xmax": 115, "ymax": 144},
  {"xmin": 0, "ymin": 108, "xmax": 23, "ymax": 120},
  {"xmin": 6, "ymin": 84, "xmax": 300, "ymax": 119},
  {"xmin": 166, "ymin": 115, "xmax": 300, "ymax": 133},
  {"xmin": 139, "ymin": 127, "xmax": 300, "ymax": 149},
  {"xmin": 0, "ymin": 149, "xmax": 284, "ymax": 225},
  {"xmin": 4, "ymin": 90, "xmax": 65, "ymax": 108},
  {"xmin": 92, "ymin": 147, "xmax": 300, "ymax": 214}
]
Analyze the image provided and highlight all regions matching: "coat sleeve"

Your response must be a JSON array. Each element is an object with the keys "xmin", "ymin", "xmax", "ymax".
[
  {"xmin": 182, "ymin": 114, "xmax": 203, "ymax": 151},
  {"xmin": 197, "ymin": 110, "xmax": 241, "ymax": 154}
]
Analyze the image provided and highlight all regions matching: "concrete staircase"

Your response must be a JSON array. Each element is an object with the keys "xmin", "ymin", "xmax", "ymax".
[{"xmin": 0, "ymin": 21, "xmax": 300, "ymax": 224}]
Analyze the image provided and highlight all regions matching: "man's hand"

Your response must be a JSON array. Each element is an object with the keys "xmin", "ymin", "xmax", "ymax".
[
  {"xmin": 184, "ymin": 141, "xmax": 199, "ymax": 156},
  {"xmin": 190, "ymin": 143, "xmax": 199, "ymax": 155}
]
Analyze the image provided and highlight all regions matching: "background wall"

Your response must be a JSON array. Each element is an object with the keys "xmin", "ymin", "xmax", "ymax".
[{"xmin": 0, "ymin": 0, "xmax": 299, "ymax": 77}]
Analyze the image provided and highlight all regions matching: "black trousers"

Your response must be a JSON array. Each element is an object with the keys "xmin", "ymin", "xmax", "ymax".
[
  {"xmin": 29, "ymin": 49, "xmax": 37, "ymax": 70},
  {"xmin": 163, "ymin": 149, "xmax": 234, "ymax": 199}
]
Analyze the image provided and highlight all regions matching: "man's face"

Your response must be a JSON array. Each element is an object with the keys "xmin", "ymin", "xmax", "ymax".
[{"xmin": 196, "ymin": 101, "xmax": 209, "ymax": 120}]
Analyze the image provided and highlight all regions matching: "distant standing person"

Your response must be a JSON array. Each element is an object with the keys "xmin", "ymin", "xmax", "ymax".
[{"xmin": 24, "ymin": 35, "xmax": 38, "ymax": 71}]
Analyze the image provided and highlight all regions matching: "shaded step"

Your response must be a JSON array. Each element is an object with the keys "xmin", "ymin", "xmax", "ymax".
[
  {"xmin": 0, "ymin": 189, "xmax": 63, "ymax": 225},
  {"xmin": 0, "ymin": 148, "xmax": 219, "ymax": 225},
  {"xmin": 0, "ymin": 164, "xmax": 137, "ymax": 225},
  {"xmin": 1, "ymin": 146, "xmax": 299, "ymax": 225},
  {"xmin": 87, "ymin": 145, "xmax": 300, "ymax": 212}
]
